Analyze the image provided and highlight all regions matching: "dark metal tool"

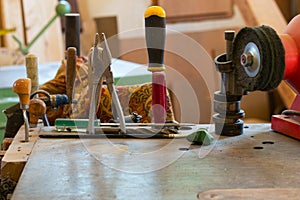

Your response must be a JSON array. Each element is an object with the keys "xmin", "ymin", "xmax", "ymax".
[{"xmin": 65, "ymin": 13, "xmax": 81, "ymax": 56}]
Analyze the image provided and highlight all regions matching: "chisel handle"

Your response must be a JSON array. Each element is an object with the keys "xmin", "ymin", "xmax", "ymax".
[
  {"xmin": 66, "ymin": 47, "xmax": 77, "ymax": 103},
  {"xmin": 26, "ymin": 54, "xmax": 39, "ymax": 92},
  {"xmin": 13, "ymin": 78, "xmax": 31, "ymax": 109},
  {"xmin": 145, "ymin": 6, "xmax": 166, "ymax": 72},
  {"xmin": 28, "ymin": 98, "xmax": 47, "ymax": 128}
]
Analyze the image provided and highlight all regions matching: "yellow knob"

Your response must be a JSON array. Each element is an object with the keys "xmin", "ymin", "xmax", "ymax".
[{"xmin": 144, "ymin": 6, "xmax": 166, "ymax": 18}]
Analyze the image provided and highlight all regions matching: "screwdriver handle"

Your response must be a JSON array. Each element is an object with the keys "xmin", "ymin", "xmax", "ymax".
[
  {"xmin": 13, "ymin": 78, "xmax": 31, "ymax": 109},
  {"xmin": 145, "ymin": 6, "xmax": 166, "ymax": 72}
]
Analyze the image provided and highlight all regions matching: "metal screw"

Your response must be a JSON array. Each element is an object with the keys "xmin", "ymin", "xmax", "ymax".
[
  {"xmin": 224, "ymin": 30, "xmax": 235, "ymax": 61},
  {"xmin": 241, "ymin": 52, "xmax": 253, "ymax": 67}
]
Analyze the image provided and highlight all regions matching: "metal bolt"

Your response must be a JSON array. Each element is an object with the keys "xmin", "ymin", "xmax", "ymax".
[
  {"xmin": 225, "ymin": 30, "xmax": 235, "ymax": 41},
  {"xmin": 224, "ymin": 30, "xmax": 235, "ymax": 61},
  {"xmin": 241, "ymin": 52, "xmax": 253, "ymax": 67}
]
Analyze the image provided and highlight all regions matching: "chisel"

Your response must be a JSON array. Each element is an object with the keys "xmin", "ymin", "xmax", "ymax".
[
  {"xmin": 144, "ymin": 6, "xmax": 167, "ymax": 123},
  {"xmin": 13, "ymin": 78, "xmax": 31, "ymax": 142}
]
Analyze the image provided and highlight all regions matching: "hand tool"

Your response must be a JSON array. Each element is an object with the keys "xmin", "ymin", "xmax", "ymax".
[
  {"xmin": 48, "ymin": 121, "xmax": 199, "ymax": 139},
  {"xmin": 55, "ymin": 118, "xmax": 190, "ymax": 130},
  {"xmin": 13, "ymin": 78, "xmax": 31, "ymax": 142},
  {"xmin": 87, "ymin": 33, "xmax": 105, "ymax": 134},
  {"xmin": 25, "ymin": 54, "xmax": 39, "ymax": 93},
  {"xmin": 30, "ymin": 90, "xmax": 69, "ymax": 108},
  {"xmin": 65, "ymin": 13, "xmax": 81, "ymax": 56},
  {"xmin": 28, "ymin": 98, "xmax": 48, "ymax": 128},
  {"xmin": 144, "ymin": 6, "xmax": 167, "ymax": 123},
  {"xmin": 66, "ymin": 47, "xmax": 77, "ymax": 106},
  {"xmin": 101, "ymin": 33, "xmax": 126, "ymax": 134},
  {"xmin": 12, "ymin": 0, "xmax": 71, "ymax": 54},
  {"xmin": 4, "ymin": 90, "xmax": 68, "ymax": 137}
]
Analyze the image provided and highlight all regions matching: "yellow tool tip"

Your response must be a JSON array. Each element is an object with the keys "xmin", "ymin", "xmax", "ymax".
[{"xmin": 144, "ymin": 6, "xmax": 166, "ymax": 18}]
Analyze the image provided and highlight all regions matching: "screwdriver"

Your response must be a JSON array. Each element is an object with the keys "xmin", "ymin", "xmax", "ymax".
[{"xmin": 144, "ymin": 6, "xmax": 167, "ymax": 123}]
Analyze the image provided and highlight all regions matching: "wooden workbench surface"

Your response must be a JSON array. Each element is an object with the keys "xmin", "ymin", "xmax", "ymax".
[{"xmin": 10, "ymin": 124, "xmax": 300, "ymax": 199}]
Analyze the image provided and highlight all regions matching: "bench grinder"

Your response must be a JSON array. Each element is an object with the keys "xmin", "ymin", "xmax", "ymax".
[{"xmin": 214, "ymin": 14, "xmax": 300, "ymax": 139}]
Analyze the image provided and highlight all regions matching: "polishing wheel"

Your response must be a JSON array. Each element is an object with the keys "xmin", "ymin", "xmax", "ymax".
[{"xmin": 232, "ymin": 25, "xmax": 285, "ymax": 92}]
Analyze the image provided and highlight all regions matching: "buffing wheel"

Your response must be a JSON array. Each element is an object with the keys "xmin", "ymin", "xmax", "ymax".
[{"xmin": 232, "ymin": 25, "xmax": 285, "ymax": 91}]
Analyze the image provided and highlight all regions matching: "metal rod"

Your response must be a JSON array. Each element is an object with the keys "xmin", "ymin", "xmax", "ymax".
[{"xmin": 23, "ymin": 109, "xmax": 29, "ymax": 142}]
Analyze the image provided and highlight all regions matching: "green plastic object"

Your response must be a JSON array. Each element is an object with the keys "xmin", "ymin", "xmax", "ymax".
[
  {"xmin": 56, "ymin": 0, "xmax": 71, "ymax": 16},
  {"xmin": 55, "ymin": 118, "xmax": 100, "ymax": 130},
  {"xmin": 186, "ymin": 128, "xmax": 214, "ymax": 146}
]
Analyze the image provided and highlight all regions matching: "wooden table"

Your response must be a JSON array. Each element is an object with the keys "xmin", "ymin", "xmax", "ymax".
[{"xmin": 4, "ymin": 124, "xmax": 300, "ymax": 199}]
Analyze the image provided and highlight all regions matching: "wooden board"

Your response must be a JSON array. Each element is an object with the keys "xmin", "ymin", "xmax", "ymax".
[
  {"xmin": 1, "ymin": 125, "xmax": 40, "ymax": 182},
  {"xmin": 10, "ymin": 124, "xmax": 300, "ymax": 199}
]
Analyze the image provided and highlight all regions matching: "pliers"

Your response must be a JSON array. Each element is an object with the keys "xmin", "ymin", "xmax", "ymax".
[{"xmin": 88, "ymin": 33, "xmax": 126, "ymax": 134}]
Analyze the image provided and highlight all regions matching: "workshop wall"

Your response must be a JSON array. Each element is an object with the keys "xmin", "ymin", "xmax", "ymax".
[{"xmin": 0, "ymin": 0, "xmax": 64, "ymax": 64}]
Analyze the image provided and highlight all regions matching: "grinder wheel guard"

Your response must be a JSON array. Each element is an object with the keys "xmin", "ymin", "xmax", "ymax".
[{"xmin": 232, "ymin": 25, "xmax": 285, "ymax": 92}]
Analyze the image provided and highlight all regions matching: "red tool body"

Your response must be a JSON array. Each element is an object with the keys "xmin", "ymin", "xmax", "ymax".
[
  {"xmin": 271, "ymin": 15, "xmax": 300, "ymax": 139},
  {"xmin": 144, "ymin": 6, "xmax": 167, "ymax": 123}
]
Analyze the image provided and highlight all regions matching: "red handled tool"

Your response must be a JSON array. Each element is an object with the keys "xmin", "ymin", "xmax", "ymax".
[{"xmin": 144, "ymin": 6, "xmax": 167, "ymax": 123}]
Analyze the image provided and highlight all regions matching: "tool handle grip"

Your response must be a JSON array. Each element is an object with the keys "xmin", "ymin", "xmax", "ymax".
[
  {"xmin": 145, "ymin": 6, "xmax": 166, "ymax": 72},
  {"xmin": 13, "ymin": 78, "xmax": 31, "ymax": 107},
  {"xmin": 28, "ymin": 98, "xmax": 46, "ymax": 127},
  {"xmin": 66, "ymin": 47, "xmax": 77, "ymax": 103},
  {"xmin": 65, "ymin": 13, "xmax": 81, "ymax": 57},
  {"xmin": 26, "ymin": 54, "xmax": 39, "ymax": 92}
]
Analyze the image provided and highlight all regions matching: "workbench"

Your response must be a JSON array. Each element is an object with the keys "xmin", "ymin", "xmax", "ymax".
[{"xmin": 2, "ymin": 123, "xmax": 300, "ymax": 199}]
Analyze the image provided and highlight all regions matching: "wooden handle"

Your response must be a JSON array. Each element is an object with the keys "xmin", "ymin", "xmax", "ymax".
[
  {"xmin": 13, "ymin": 78, "xmax": 31, "ymax": 107},
  {"xmin": 26, "ymin": 54, "xmax": 39, "ymax": 92},
  {"xmin": 28, "ymin": 98, "xmax": 46, "ymax": 126},
  {"xmin": 145, "ymin": 6, "xmax": 166, "ymax": 72},
  {"xmin": 66, "ymin": 47, "xmax": 77, "ymax": 103}
]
